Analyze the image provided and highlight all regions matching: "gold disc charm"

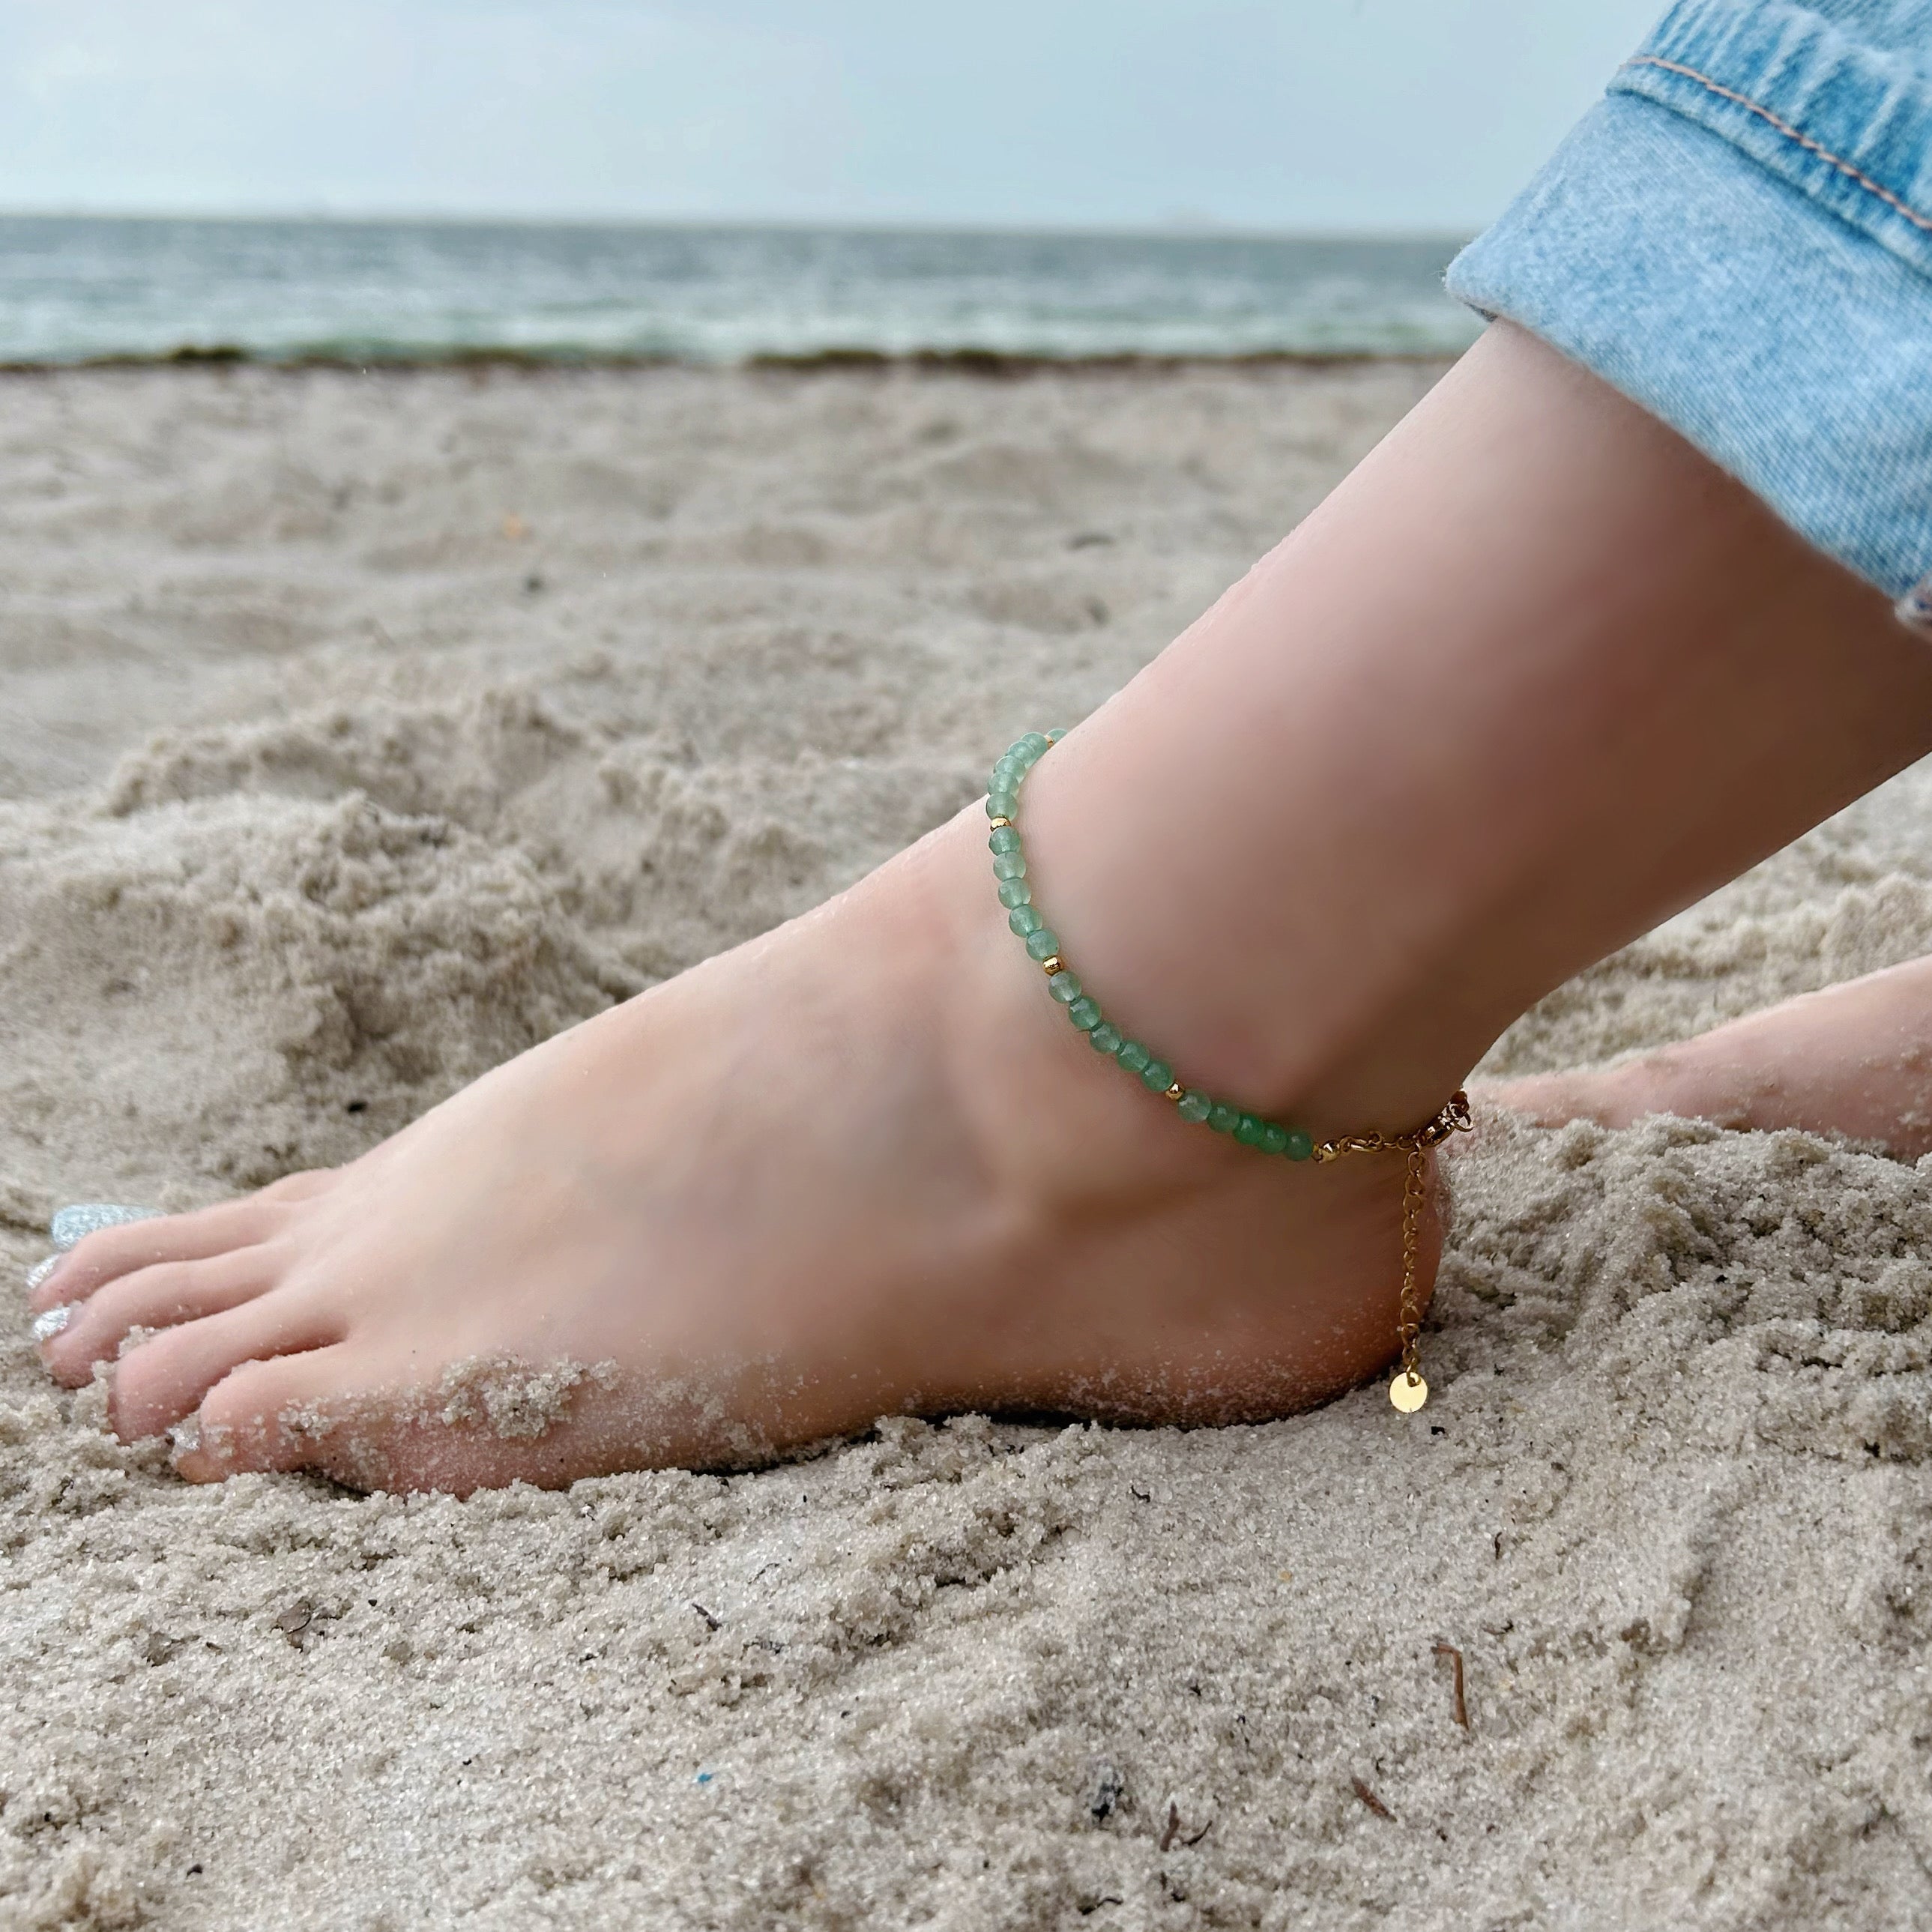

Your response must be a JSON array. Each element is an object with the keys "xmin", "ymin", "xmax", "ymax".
[{"xmin": 1389, "ymin": 1369, "xmax": 1428, "ymax": 1413}]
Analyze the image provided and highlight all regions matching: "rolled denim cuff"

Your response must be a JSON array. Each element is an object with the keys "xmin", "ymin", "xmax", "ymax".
[{"xmin": 1446, "ymin": 0, "xmax": 1932, "ymax": 629}]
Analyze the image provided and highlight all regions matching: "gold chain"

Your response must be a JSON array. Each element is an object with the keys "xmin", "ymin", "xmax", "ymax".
[{"xmin": 1311, "ymin": 1090, "xmax": 1473, "ymax": 1411}]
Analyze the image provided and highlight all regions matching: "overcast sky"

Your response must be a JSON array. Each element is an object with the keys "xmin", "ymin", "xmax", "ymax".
[{"xmin": 2, "ymin": 0, "xmax": 1663, "ymax": 233}]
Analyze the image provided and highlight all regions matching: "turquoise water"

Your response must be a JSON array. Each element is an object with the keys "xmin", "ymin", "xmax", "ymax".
[{"xmin": 0, "ymin": 216, "xmax": 1479, "ymax": 364}]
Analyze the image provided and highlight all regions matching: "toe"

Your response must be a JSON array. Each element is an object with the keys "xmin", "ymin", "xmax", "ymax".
[
  {"xmin": 172, "ymin": 1347, "xmax": 361, "ymax": 1482},
  {"xmin": 41, "ymin": 1245, "xmax": 284, "ymax": 1388},
  {"xmin": 107, "ymin": 1290, "xmax": 345, "ymax": 1442},
  {"xmin": 31, "ymin": 1192, "xmax": 300, "ymax": 1311}
]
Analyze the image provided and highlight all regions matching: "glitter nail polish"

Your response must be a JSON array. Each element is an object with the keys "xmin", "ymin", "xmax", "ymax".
[{"xmin": 51, "ymin": 1204, "xmax": 163, "ymax": 1252}]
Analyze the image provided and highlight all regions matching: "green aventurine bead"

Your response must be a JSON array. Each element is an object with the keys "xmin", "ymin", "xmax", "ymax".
[
  {"xmin": 987, "ymin": 791, "xmax": 1018, "ymax": 821},
  {"xmin": 1140, "ymin": 1060, "xmax": 1174, "ymax": 1092},
  {"xmin": 991, "ymin": 852, "xmax": 1026, "ymax": 881},
  {"xmin": 1090, "ymin": 1023, "xmax": 1123, "ymax": 1054},
  {"xmin": 1177, "ymin": 1090, "xmax": 1212, "ymax": 1123},
  {"xmin": 997, "ymin": 879, "xmax": 1032, "ymax": 909},
  {"xmin": 1009, "ymin": 905, "xmax": 1043, "ymax": 937},
  {"xmin": 1117, "ymin": 1042, "xmax": 1150, "ymax": 1075},
  {"xmin": 1019, "ymin": 731, "xmax": 1051, "ymax": 759},
  {"xmin": 1045, "ymin": 728, "xmax": 1067, "ymax": 743},
  {"xmin": 1067, "ymin": 997, "xmax": 1102, "ymax": 1030},
  {"xmin": 1048, "ymin": 971, "xmax": 1083, "ymax": 1003},
  {"xmin": 988, "ymin": 825, "xmax": 1021, "ymax": 855},
  {"xmin": 1235, "ymin": 1114, "xmax": 1267, "ymax": 1147},
  {"xmin": 1285, "ymin": 1129, "xmax": 1314, "ymax": 1162},
  {"xmin": 1024, "ymin": 927, "xmax": 1059, "ymax": 961},
  {"xmin": 1208, "ymin": 1102, "xmax": 1240, "ymax": 1134},
  {"xmin": 991, "ymin": 763, "xmax": 1024, "ymax": 793},
  {"xmin": 1261, "ymin": 1123, "xmax": 1289, "ymax": 1156}
]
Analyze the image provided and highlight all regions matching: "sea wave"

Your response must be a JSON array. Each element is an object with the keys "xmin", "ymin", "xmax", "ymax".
[{"xmin": 0, "ymin": 215, "xmax": 1480, "ymax": 366}]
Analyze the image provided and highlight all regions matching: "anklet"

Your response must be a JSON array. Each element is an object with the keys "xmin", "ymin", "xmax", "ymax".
[{"xmin": 986, "ymin": 730, "xmax": 1473, "ymax": 1413}]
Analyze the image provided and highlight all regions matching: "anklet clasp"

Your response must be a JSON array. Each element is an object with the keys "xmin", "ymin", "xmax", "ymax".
[{"xmin": 1311, "ymin": 1093, "xmax": 1474, "ymax": 1410}]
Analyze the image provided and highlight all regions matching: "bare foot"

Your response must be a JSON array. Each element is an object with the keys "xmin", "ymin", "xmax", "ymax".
[
  {"xmin": 1481, "ymin": 956, "xmax": 1932, "ymax": 1159},
  {"xmin": 27, "ymin": 805, "xmax": 1437, "ymax": 1494}
]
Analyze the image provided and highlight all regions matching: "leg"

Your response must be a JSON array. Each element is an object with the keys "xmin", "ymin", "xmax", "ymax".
[
  {"xmin": 1485, "ymin": 953, "xmax": 1932, "ymax": 1159},
  {"xmin": 31, "ymin": 322, "xmax": 1932, "ymax": 1491}
]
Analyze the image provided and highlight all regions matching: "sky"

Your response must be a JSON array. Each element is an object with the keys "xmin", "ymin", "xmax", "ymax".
[{"xmin": 1, "ymin": 0, "xmax": 1663, "ymax": 234}]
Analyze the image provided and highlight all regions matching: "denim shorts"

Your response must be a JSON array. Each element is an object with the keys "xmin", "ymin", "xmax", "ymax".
[{"xmin": 1446, "ymin": 0, "xmax": 1932, "ymax": 631}]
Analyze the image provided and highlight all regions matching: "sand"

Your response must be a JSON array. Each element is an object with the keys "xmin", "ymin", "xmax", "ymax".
[{"xmin": 7, "ymin": 359, "xmax": 1932, "ymax": 1930}]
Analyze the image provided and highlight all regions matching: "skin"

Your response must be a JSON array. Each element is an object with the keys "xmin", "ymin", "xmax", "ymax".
[
  {"xmin": 1486, "ymin": 954, "xmax": 1932, "ymax": 1161},
  {"xmin": 29, "ymin": 322, "xmax": 1932, "ymax": 1494}
]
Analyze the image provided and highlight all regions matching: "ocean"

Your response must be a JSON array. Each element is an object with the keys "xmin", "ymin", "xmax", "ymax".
[{"xmin": 0, "ymin": 216, "xmax": 1478, "ymax": 365}]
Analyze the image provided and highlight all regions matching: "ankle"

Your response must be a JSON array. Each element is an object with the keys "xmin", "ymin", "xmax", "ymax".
[
  {"xmin": 913, "ymin": 803, "xmax": 1445, "ymax": 1405},
  {"xmin": 994, "ymin": 747, "xmax": 1482, "ymax": 1143},
  {"xmin": 922, "ymin": 794, "xmax": 1466, "ymax": 1261}
]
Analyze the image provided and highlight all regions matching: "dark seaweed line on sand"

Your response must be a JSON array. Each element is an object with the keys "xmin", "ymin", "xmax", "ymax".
[{"xmin": 0, "ymin": 343, "xmax": 1450, "ymax": 378}]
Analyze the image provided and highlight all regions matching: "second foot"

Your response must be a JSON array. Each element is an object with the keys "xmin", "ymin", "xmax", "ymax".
[
  {"xmin": 1481, "ymin": 954, "xmax": 1932, "ymax": 1159},
  {"xmin": 28, "ymin": 806, "xmax": 1442, "ymax": 1495}
]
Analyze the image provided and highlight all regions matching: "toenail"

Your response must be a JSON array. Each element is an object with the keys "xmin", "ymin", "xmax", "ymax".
[
  {"xmin": 50, "ymin": 1203, "xmax": 163, "ymax": 1251},
  {"xmin": 25, "ymin": 1255, "xmax": 61, "ymax": 1293},
  {"xmin": 31, "ymin": 1303, "xmax": 76, "ymax": 1343}
]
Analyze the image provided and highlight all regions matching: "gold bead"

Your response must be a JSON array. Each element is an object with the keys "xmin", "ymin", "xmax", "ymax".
[
  {"xmin": 1164, "ymin": 1082, "xmax": 1184, "ymax": 1102},
  {"xmin": 1039, "ymin": 956, "xmax": 1063, "ymax": 975},
  {"xmin": 988, "ymin": 815, "xmax": 1012, "ymax": 830}
]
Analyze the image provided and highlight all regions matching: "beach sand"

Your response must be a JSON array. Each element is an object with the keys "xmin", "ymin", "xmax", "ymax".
[{"xmin": 7, "ymin": 360, "xmax": 1932, "ymax": 1931}]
